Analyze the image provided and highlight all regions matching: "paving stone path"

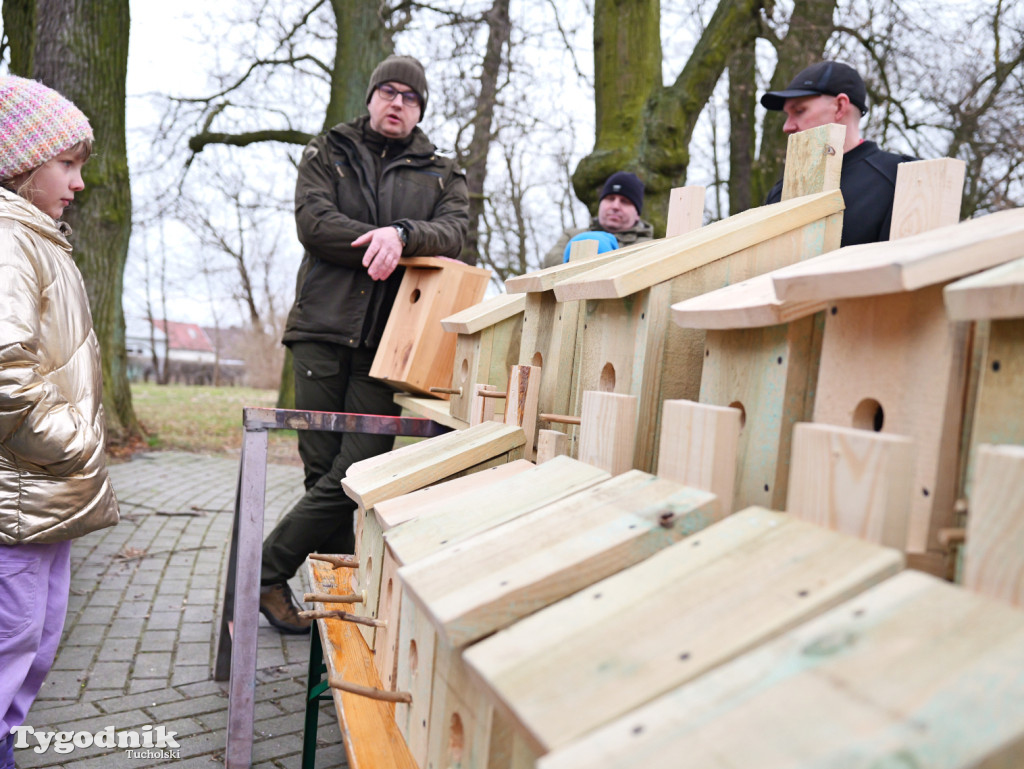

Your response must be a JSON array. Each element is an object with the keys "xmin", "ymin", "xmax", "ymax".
[{"xmin": 17, "ymin": 451, "xmax": 349, "ymax": 769}]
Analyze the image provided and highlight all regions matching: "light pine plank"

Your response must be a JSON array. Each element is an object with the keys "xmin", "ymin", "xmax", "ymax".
[
  {"xmin": 469, "ymin": 383, "xmax": 499, "ymax": 426},
  {"xmin": 697, "ymin": 316, "xmax": 822, "ymax": 513},
  {"xmin": 424, "ymin": 642, "xmax": 500, "ymax": 769},
  {"xmin": 573, "ymin": 282, "xmax": 671, "ymax": 471},
  {"xmin": 373, "ymin": 459, "xmax": 534, "ymax": 531},
  {"xmin": 812, "ymin": 285, "xmax": 969, "ymax": 553},
  {"xmin": 537, "ymin": 571, "xmax": 1024, "ymax": 769},
  {"xmin": 535, "ymin": 429, "xmax": 568, "ymax": 463},
  {"xmin": 373, "ymin": 549, "xmax": 403, "ymax": 690},
  {"xmin": 671, "ymin": 271, "xmax": 828, "ymax": 330},
  {"xmin": 656, "ymin": 399, "xmax": 741, "ymax": 518},
  {"xmin": 669, "ymin": 158, "xmax": 963, "ymax": 331},
  {"xmin": 780, "ymin": 123, "xmax": 845, "ymax": 201},
  {"xmin": 553, "ymin": 190, "xmax": 845, "ymax": 301},
  {"xmin": 449, "ymin": 331, "xmax": 486, "ymax": 422},
  {"xmin": 393, "ymin": 585, "xmax": 436, "ymax": 766},
  {"xmin": 342, "ymin": 421, "xmax": 525, "ymax": 510},
  {"xmin": 392, "ymin": 393, "xmax": 467, "ymax": 429},
  {"xmin": 354, "ymin": 507, "xmax": 383, "ymax": 647},
  {"xmin": 889, "ymin": 158, "xmax": 966, "ymax": 241},
  {"xmin": 441, "ymin": 292, "xmax": 526, "ymax": 334},
  {"xmin": 944, "ymin": 256, "xmax": 1024, "ymax": 321},
  {"xmin": 664, "ymin": 186, "xmax": 706, "ymax": 237},
  {"xmin": 400, "ymin": 471, "xmax": 718, "ymax": 648},
  {"xmin": 449, "ymin": 313, "xmax": 524, "ymax": 422},
  {"xmin": 384, "ymin": 455, "xmax": 610, "ymax": 567},
  {"xmin": 962, "ymin": 319, "xmax": 1024, "ymax": 497},
  {"xmin": 578, "ymin": 391, "xmax": 638, "ymax": 474},
  {"xmin": 772, "ymin": 207, "xmax": 1024, "ymax": 303},
  {"xmin": 518, "ymin": 291, "xmax": 580, "ymax": 420},
  {"xmin": 787, "ymin": 422, "xmax": 916, "ymax": 549},
  {"xmin": 464, "ymin": 508, "xmax": 903, "ymax": 753},
  {"xmin": 963, "ymin": 444, "xmax": 1024, "ymax": 607},
  {"xmin": 504, "ymin": 240, "xmax": 657, "ymax": 294}
]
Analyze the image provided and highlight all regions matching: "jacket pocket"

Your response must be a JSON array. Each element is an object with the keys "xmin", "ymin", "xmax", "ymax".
[
  {"xmin": 292, "ymin": 345, "xmax": 342, "ymax": 383},
  {"xmin": 0, "ymin": 554, "xmax": 40, "ymax": 639},
  {"xmin": 405, "ymin": 168, "xmax": 444, "ymax": 189}
]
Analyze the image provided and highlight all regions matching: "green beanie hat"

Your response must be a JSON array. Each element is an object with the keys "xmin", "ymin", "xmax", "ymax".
[{"xmin": 366, "ymin": 55, "xmax": 428, "ymax": 121}]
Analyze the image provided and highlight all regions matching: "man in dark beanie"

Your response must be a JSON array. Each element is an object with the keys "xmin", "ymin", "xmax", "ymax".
[
  {"xmin": 259, "ymin": 54, "xmax": 470, "ymax": 633},
  {"xmin": 761, "ymin": 60, "xmax": 917, "ymax": 247},
  {"xmin": 543, "ymin": 170, "xmax": 654, "ymax": 267}
]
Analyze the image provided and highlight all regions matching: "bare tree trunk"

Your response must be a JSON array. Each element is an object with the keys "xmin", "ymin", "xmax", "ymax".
[
  {"xmin": 463, "ymin": 0, "xmax": 511, "ymax": 266},
  {"xmin": 577, "ymin": 0, "xmax": 767, "ymax": 235},
  {"xmin": 728, "ymin": 20, "xmax": 759, "ymax": 215},
  {"xmin": 574, "ymin": 0, "xmax": 661, "ymax": 219},
  {"xmin": 325, "ymin": 0, "xmax": 391, "ymax": 128},
  {"xmin": 31, "ymin": 0, "xmax": 140, "ymax": 440},
  {"xmin": 278, "ymin": 1, "xmax": 393, "ymax": 408},
  {"xmin": 2, "ymin": 0, "xmax": 36, "ymax": 74}
]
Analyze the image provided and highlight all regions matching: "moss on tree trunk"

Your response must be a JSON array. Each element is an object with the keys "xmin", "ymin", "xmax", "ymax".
[
  {"xmin": 577, "ymin": 0, "xmax": 769, "ymax": 235},
  {"xmin": 20, "ymin": 0, "xmax": 140, "ymax": 441}
]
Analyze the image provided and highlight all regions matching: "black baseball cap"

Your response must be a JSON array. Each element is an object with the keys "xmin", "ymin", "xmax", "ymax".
[{"xmin": 760, "ymin": 61, "xmax": 868, "ymax": 114}]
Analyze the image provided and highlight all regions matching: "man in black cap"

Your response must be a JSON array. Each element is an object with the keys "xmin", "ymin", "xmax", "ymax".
[
  {"xmin": 761, "ymin": 60, "xmax": 916, "ymax": 247},
  {"xmin": 543, "ymin": 171, "xmax": 654, "ymax": 267},
  {"xmin": 258, "ymin": 54, "xmax": 470, "ymax": 633}
]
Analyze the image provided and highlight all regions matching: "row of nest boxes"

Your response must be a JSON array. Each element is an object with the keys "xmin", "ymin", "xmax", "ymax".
[
  {"xmin": 370, "ymin": 126, "xmax": 1023, "ymax": 569},
  {"xmin": 315, "ymin": 392, "xmax": 1024, "ymax": 769}
]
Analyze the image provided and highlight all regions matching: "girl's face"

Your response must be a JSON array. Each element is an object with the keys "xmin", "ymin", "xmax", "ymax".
[{"xmin": 18, "ymin": 150, "xmax": 86, "ymax": 220}]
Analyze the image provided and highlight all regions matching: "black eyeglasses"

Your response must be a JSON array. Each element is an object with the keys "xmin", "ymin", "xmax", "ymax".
[{"xmin": 376, "ymin": 83, "xmax": 422, "ymax": 108}]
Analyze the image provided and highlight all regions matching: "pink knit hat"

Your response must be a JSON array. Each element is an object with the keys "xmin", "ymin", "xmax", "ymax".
[{"xmin": 0, "ymin": 75, "xmax": 93, "ymax": 180}]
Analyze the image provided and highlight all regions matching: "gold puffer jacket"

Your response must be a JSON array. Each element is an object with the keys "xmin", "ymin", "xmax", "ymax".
[{"xmin": 0, "ymin": 187, "xmax": 119, "ymax": 544}]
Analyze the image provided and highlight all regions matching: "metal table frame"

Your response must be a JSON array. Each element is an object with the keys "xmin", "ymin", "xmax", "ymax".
[{"xmin": 214, "ymin": 407, "xmax": 449, "ymax": 769}]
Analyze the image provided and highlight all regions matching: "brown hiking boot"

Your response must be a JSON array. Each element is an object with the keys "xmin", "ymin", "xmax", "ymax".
[{"xmin": 259, "ymin": 583, "xmax": 311, "ymax": 634}]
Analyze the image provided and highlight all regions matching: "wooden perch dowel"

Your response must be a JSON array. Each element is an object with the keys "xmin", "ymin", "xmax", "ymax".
[
  {"xmin": 299, "ymin": 609, "xmax": 387, "ymax": 628},
  {"xmin": 303, "ymin": 592, "xmax": 364, "ymax": 604},
  {"xmin": 478, "ymin": 389, "xmax": 508, "ymax": 398},
  {"xmin": 429, "ymin": 386, "xmax": 462, "ymax": 395},
  {"xmin": 540, "ymin": 413, "xmax": 582, "ymax": 426},
  {"xmin": 309, "ymin": 554, "xmax": 358, "ymax": 569},
  {"xmin": 328, "ymin": 676, "xmax": 412, "ymax": 703}
]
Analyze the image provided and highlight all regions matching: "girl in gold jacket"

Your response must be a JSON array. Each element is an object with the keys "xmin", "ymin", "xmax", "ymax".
[{"xmin": 0, "ymin": 75, "xmax": 119, "ymax": 765}]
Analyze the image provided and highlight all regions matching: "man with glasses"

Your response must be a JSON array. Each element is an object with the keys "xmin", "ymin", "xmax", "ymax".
[
  {"xmin": 761, "ymin": 61, "xmax": 916, "ymax": 247},
  {"xmin": 259, "ymin": 55, "xmax": 470, "ymax": 633}
]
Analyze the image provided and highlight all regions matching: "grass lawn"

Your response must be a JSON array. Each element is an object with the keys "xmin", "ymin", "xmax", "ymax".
[
  {"xmin": 128, "ymin": 382, "xmax": 421, "ymax": 465},
  {"xmin": 130, "ymin": 382, "xmax": 302, "ymax": 465}
]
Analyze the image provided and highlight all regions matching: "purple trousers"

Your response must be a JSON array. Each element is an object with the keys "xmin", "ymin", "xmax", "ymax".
[{"xmin": 0, "ymin": 540, "xmax": 72, "ymax": 750}]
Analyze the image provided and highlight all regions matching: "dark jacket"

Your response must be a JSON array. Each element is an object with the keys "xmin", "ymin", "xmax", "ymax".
[
  {"xmin": 283, "ymin": 115, "xmax": 470, "ymax": 348},
  {"xmin": 542, "ymin": 215, "xmax": 655, "ymax": 268},
  {"xmin": 764, "ymin": 140, "xmax": 916, "ymax": 248}
]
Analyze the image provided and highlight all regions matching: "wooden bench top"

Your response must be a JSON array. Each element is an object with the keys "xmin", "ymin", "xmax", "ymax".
[{"xmin": 307, "ymin": 559, "xmax": 417, "ymax": 769}]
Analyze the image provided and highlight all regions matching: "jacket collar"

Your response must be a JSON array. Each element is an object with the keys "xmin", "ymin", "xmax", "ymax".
[
  {"xmin": 330, "ymin": 115, "xmax": 439, "ymax": 159},
  {"xmin": 0, "ymin": 186, "xmax": 73, "ymax": 250}
]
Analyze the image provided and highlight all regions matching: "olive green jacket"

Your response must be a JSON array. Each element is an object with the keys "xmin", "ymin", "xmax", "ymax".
[
  {"xmin": 283, "ymin": 116, "xmax": 470, "ymax": 348},
  {"xmin": 542, "ymin": 215, "xmax": 655, "ymax": 269}
]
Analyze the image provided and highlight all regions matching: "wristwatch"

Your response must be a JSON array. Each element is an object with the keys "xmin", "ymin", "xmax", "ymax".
[{"xmin": 393, "ymin": 223, "xmax": 408, "ymax": 247}]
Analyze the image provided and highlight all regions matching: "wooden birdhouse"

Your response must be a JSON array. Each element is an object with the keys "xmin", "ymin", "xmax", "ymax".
[
  {"xmin": 440, "ymin": 293, "xmax": 526, "ymax": 424},
  {"xmin": 371, "ymin": 256, "xmax": 492, "ymax": 395}
]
